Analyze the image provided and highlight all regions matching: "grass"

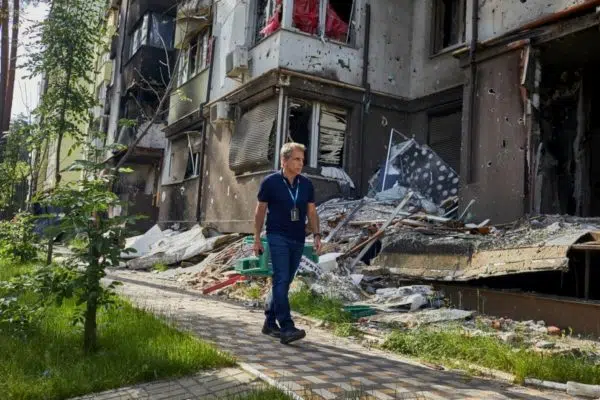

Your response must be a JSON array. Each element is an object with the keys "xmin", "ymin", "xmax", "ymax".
[
  {"xmin": 233, "ymin": 387, "xmax": 294, "ymax": 400},
  {"xmin": 0, "ymin": 257, "xmax": 36, "ymax": 281},
  {"xmin": 0, "ymin": 260, "xmax": 235, "ymax": 400},
  {"xmin": 382, "ymin": 326, "xmax": 600, "ymax": 385},
  {"xmin": 289, "ymin": 287, "xmax": 352, "ymax": 324},
  {"xmin": 152, "ymin": 262, "xmax": 169, "ymax": 272}
]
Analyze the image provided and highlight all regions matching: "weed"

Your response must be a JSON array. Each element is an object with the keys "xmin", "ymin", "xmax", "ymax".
[
  {"xmin": 152, "ymin": 262, "xmax": 169, "ymax": 272},
  {"xmin": 334, "ymin": 322, "xmax": 364, "ymax": 338},
  {"xmin": 244, "ymin": 284, "xmax": 262, "ymax": 300},
  {"xmin": 383, "ymin": 327, "xmax": 600, "ymax": 385},
  {"xmin": 289, "ymin": 287, "xmax": 351, "ymax": 324}
]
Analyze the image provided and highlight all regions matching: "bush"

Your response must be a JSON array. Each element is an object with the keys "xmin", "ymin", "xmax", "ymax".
[{"xmin": 0, "ymin": 212, "xmax": 38, "ymax": 262}]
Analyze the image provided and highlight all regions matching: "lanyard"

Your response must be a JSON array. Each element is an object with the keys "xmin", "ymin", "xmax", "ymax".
[{"xmin": 282, "ymin": 174, "xmax": 299, "ymax": 207}]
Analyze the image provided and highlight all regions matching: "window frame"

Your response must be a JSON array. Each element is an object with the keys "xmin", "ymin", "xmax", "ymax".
[
  {"xmin": 254, "ymin": 0, "xmax": 356, "ymax": 46},
  {"xmin": 430, "ymin": 0, "xmax": 466, "ymax": 56},
  {"xmin": 283, "ymin": 96, "xmax": 348, "ymax": 169},
  {"xmin": 177, "ymin": 29, "xmax": 211, "ymax": 87}
]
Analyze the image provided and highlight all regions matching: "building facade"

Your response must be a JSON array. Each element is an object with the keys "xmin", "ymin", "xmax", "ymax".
[
  {"xmin": 159, "ymin": 0, "xmax": 466, "ymax": 233},
  {"xmin": 82, "ymin": 0, "xmax": 600, "ymax": 233}
]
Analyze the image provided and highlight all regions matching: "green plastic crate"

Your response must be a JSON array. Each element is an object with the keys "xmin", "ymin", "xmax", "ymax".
[
  {"xmin": 343, "ymin": 305, "xmax": 377, "ymax": 320},
  {"xmin": 235, "ymin": 257, "xmax": 272, "ymax": 276}
]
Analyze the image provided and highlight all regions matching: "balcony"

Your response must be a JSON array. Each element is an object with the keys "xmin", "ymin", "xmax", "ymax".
[
  {"xmin": 127, "ymin": 0, "xmax": 174, "ymax": 35},
  {"xmin": 168, "ymin": 68, "xmax": 209, "ymax": 125},
  {"xmin": 122, "ymin": 45, "xmax": 175, "ymax": 92}
]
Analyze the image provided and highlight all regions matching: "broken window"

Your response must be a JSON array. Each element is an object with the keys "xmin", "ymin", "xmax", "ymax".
[
  {"xmin": 286, "ymin": 98, "xmax": 347, "ymax": 168},
  {"xmin": 184, "ymin": 152, "xmax": 200, "ymax": 179},
  {"xmin": 255, "ymin": 0, "xmax": 281, "ymax": 43},
  {"xmin": 177, "ymin": 29, "xmax": 211, "ymax": 86},
  {"xmin": 258, "ymin": 0, "xmax": 354, "ymax": 44},
  {"xmin": 128, "ymin": 12, "xmax": 175, "ymax": 59},
  {"xmin": 318, "ymin": 105, "xmax": 346, "ymax": 166},
  {"xmin": 432, "ymin": 0, "xmax": 465, "ymax": 54}
]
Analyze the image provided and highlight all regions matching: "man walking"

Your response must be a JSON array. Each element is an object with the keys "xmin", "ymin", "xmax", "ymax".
[{"xmin": 253, "ymin": 142, "xmax": 322, "ymax": 345}]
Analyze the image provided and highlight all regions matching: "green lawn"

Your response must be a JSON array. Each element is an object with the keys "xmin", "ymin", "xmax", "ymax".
[
  {"xmin": 0, "ymin": 259, "xmax": 235, "ymax": 400},
  {"xmin": 383, "ymin": 326, "xmax": 600, "ymax": 385}
]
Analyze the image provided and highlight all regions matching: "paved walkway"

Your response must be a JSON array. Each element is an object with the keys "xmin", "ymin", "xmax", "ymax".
[
  {"xmin": 99, "ymin": 273, "xmax": 577, "ymax": 400},
  {"xmin": 72, "ymin": 368, "xmax": 260, "ymax": 400}
]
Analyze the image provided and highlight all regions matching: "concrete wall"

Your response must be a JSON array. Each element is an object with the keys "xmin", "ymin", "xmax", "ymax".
[
  {"xmin": 365, "ymin": 1, "xmax": 413, "ymax": 98},
  {"xmin": 209, "ymin": 0, "xmax": 439, "ymax": 101},
  {"xmin": 409, "ymin": 0, "xmax": 463, "ymax": 99},
  {"xmin": 460, "ymin": 49, "xmax": 526, "ymax": 224},
  {"xmin": 200, "ymin": 122, "xmax": 269, "ymax": 233},
  {"xmin": 472, "ymin": 0, "xmax": 590, "ymax": 42}
]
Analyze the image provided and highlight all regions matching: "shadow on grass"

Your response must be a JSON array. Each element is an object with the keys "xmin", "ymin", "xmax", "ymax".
[{"xmin": 0, "ymin": 298, "xmax": 234, "ymax": 400}]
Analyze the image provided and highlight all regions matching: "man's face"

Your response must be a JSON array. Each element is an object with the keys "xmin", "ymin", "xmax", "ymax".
[{"xmin": 282, "ymin": 149, "xmax": 305, "ymax": 175}]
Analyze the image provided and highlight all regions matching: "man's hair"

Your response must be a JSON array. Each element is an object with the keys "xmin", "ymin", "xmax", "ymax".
[{"xmin": 280, "ymin": 142, "xmax": 306, "ymax": 160}]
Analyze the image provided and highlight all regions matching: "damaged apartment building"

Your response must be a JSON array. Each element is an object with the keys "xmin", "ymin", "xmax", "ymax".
[
  {"xmin": 159, "ymin": 0, "xmax": 466, "ymax": 232},
  {"xmin": 158, "ymin": 0, "xmax": 600, "ymax": 231},
  {"xmin": 94, "ymin": 0, "xmax": 175, "ymax": 232}
]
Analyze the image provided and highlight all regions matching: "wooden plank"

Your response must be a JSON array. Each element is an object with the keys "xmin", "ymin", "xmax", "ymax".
[
  {"xmin": 348, "ymin": 191, "xmax": 414, "ymax": 270},
  {"xmin": 324, "ymin": 199, "xmax": 365, "ymax": 243},
  {"xmin": 571, "ymin": 244, "xmax": 600, "ymax": 251}
]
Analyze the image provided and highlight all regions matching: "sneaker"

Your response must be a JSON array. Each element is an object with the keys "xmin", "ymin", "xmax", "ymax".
[
  {"xmin": 280, "ymin": 328, "xmax": 306, "ymax": 345},
  {"xmin": 261, "ymin": 323, "xmax": 281, "ymax": 338}
]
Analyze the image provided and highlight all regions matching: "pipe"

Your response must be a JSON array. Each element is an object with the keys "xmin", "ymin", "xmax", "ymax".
[
  {"xmin": 196, "ymin": 25, "xmax": 216, "ymax": 224},
  {"xmin": 466, "ymin": 0, "xmax": 478, "ymax": 183},
  {"xmin": 358, "ymin": 3, "xmax": 371, "ymax": 194}
]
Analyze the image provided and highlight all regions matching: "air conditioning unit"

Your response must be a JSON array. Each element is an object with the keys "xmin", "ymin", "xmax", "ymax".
[
  {"xmin": 225, "ymin": 46, "xmax": 248, "ymax": 78},
  {"xmin": 209, "ymin": 101, "xmax": 232, "ymax": 125}
]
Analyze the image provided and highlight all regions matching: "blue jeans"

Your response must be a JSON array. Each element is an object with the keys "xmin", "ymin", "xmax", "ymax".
[{"xmin": 264, "ymin": 233, "xmax": 304, "ymax": 333}]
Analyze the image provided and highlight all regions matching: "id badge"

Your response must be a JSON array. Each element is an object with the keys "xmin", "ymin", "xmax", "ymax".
[{"xmin": 290, "ymin": 207, "xmax": 300, "ymax": 222}]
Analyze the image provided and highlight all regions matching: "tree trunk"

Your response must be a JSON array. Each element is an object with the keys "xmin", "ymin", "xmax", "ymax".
[
  {"xmin": 83, "ymin": 289, "xmax": 98, "ymax": 352},
  {"xmin": 54, "ymin": 47, "xmax": 74, "ymax": 187},
  {"xmin": 2, "ymin": 0, "xmax": 18, "ymax": 132},
  {"xmin": 0, "ymin": 0, "xmax": 9, "ymax": 135}
]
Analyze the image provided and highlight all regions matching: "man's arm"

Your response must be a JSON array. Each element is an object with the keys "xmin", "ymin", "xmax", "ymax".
[
  {"xmin": 307, "ymin": 202, "xmax": 321, "ymax": 252},
  {"xmin": 253, "ymin": 202, "xmax": 267, "ymax": 255}
]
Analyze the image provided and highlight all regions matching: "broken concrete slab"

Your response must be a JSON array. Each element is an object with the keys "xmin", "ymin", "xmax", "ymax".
[
  {"xmin": 126, "ymin": 224, "xmax": 240, "ymax": 270},
  {"xmin": 375, "ymin": 217, "xmax": 600, "ymax": 281},
  {"xmin": 368, "ymin": 308, "xmax": 474, "ymax": 327},
  {"xmin": 122, "ymin": 224, "xmax": 165, "ymax": 259}
]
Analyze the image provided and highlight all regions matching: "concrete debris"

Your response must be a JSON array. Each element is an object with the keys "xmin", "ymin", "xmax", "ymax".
[
  {"xmin": 308, "ymin": 272, "xmax": 363, "ymax": 303},
  {"xmin": 365, "ymin": 285, "xmax": 437, "ymax": 312},
  {"xmin": 125, "ymin": 224, "xmax": 241, "ymax": 270},
  {"xmin": 367, "ymin": 308, "xmax": 474, "ymax": 327},
  {"xmin": 535, "ymin": 340, "xmax": 556, "ymax": 349},
  {"xmin": 566, "ymin": 381, "xmax": 600, "ymax": 398},
  {"xmin": 122, "ymin": 224, "xmax": 165, "ymax": 259}
]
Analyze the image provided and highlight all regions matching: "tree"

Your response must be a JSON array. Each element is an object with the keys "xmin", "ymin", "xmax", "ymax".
[
  {"xmin": 27, "ymin": 0, "xmax": 104, "ymax": 186},
  {"xmin": 2, "ymin": 0, "xmax": 20, "ymax": 133},
  {"xmin": 0, "ymin": 115, "xmax": 33, "ymax": 215}
]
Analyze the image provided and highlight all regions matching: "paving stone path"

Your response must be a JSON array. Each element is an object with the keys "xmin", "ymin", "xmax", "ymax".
[
  {"xmin": 71, "ymin": 368, "xmax": 261, "ymax": 400},
  {"xmin": 88, "ymin": 272, "xmax": 578, "ymax": 400}
]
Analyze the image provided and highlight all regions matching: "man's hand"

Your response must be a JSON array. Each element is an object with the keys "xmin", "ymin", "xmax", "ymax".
[
  {"xmin": 253, "ymin": 238, "xmax": 264, "ymax": 257},
  {"xmin": 314, "ymin": 235, "xmax": 322, "ymax": 253}
]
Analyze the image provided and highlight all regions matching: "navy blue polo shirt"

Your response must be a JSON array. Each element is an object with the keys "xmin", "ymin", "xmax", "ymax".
[{"xmin": 257, "ymin": 171, "xmax": 315, "ymax": 242}]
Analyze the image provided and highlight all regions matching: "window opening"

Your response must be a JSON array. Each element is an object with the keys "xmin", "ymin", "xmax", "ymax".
[
  {"xmin": 432, "ymin": 0, "xmax": 465, "ymax": 54},
  {"xmin": 259, "ymin": 0, "xmax": 353, "ymax": 44},
  {"xmin": 256, "ymin": 0, "xmax": 281, "ymax": 43},
  {"xmin": 318, "ymin": 105, "xmax": 346, "ymax": 167},
  {"xmin": 287, "ymin": 99, "xmax": 313, "ymax": 165},
  {"xmin": 286, "ymin": 98, "xmax": 347, "ymax": 168},
  {"xmin": 177, "ymin": 30, "xmax": 210, "ymax": 86}
]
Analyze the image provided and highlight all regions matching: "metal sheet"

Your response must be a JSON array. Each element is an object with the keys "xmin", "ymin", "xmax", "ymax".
[
  {"xmin": 437, "ymin": 284, "xmax": 600, "ymax": 336},
  {"xmin": 228, "ymin": 98, "xmax": 278, "ymax": 174}
]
